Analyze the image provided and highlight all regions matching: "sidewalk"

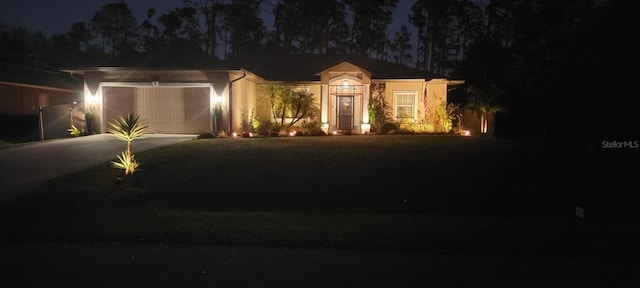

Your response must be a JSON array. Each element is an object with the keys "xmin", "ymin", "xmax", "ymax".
[{"xmin": 1, "ymin": 241, "xmax": 637, "ymax": 288}]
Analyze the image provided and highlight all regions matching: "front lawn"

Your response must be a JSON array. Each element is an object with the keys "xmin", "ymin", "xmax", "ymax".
[
  {"xmin": 1, "ymin": 135, "xmax": 635, "ymax": 257},
  {"xmin": 0, "ymin": 140, "xmax": 15, "ymax": 150}
]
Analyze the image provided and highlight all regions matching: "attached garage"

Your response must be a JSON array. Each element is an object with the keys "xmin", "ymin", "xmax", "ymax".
[{"xmin": 103, "ymin": 86, "xmax": 210, "ymax": 134}]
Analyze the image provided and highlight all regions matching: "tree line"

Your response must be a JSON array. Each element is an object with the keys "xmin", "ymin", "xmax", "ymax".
[
  {"xmin": 0, "ymin": 0, "xmax": 485, "ymax": 72},
  {"xmin": 1, "ymin": 0, "xmax": 637, "ymax": 145}
]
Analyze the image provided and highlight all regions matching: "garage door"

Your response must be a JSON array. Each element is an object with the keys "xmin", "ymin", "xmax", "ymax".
[{"xmin": 104, "ymin": 87, "xmax": 210, "ymax": 134}]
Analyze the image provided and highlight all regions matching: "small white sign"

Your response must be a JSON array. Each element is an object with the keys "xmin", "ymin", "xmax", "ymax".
[{"xmin": 575, "ymin": 206, "xmax": 584, "ymax": 220}]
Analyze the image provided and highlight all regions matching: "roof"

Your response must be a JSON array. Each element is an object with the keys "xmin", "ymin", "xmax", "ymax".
[
  {"xmin": 62, "ymin": 41, "xmax": 241, "ymax": 71},
  {"xmin": 236, "ymin": 53, "xmax": 445, "ymax": 82},
  {"xmin": 61, "ymin": 47, "xmax": 444, "ymax": 82},
  {"xmin": 0, "ymin": 62, "xmax": 83, "ymax": 91}
]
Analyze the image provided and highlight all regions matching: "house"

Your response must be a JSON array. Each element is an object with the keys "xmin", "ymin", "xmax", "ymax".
[
  {"xmin": 0, "ymin": 63, "xmax": 84, "ymax": 141},
  {"xmin": 62, "ymin": 51, "xmax": 464, "ymax": 136}
]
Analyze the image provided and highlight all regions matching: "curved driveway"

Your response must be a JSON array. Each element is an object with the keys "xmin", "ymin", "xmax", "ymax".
[{"xmin": 0, "ymin": 134, "xmax": 196, "ymax": 204}]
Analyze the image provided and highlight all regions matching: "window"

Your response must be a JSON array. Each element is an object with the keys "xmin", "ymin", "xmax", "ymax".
[{"xmin": 393, "ymin": 91, "xmax": 417, "ymax": 119}]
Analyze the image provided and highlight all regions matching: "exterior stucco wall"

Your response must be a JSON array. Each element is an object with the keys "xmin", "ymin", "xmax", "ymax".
[
  {"xmin": 309, "ymin": 84, "xmax": 322, "ymax": 123},
  {"xmin": 424, "ymin": 80, "xmax": 448, "ymax": 117},
  {"xmin": 231, "ymin": 77, "xmax": 260, "ymax": 133},
  {"xmin": 382, "ymin": 80, "xmax": 426, "ymax": 121}
]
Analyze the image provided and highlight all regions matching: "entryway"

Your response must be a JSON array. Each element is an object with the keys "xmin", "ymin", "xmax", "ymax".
[{"xmin": 337, "ymin": 95, "xmax": 353, "ymax": 132}]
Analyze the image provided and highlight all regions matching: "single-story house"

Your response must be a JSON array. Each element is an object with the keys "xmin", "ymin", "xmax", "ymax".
[{"xmin": 61, "ymin": 51, "xmax": 464, "ymax": 136}]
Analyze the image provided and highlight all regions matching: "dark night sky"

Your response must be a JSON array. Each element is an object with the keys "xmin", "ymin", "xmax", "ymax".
[
  {"xmin": 0, "ymin": 0, "xmax": 417, "ymax": 37},
  {"xmin": 1, "ymin": 0, "xmax": 203, "ymax": 35}
]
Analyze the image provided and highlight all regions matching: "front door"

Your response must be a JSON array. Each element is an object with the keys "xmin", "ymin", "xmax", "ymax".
[{"xmin": 337, "ymin": 95, "xmax": 353, "ymax": 132}]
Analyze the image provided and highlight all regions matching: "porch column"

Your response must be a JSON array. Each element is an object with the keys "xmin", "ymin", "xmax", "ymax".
[
  {"xmin": 83, "ymin": 82, "xmax": 103, "ymax": 133},
  {"xmin": 321, "ymin": 84, "xmax": 329, "ymax": 133},
  {"xmin": 361, "ymin": 84, "xmax": 371, "ymax": 133},
  {"xmin": 83, "ymin": 71, "xmax": 104, "ymax": 133}
]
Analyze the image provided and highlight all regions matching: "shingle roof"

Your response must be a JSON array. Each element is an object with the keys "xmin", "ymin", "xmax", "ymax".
[
  {"xmin": 61, "ymin": 48, "xmax": 445, "ymax": 82},
  {"xmin": 0, "ymin": 63, "xmax": 83, "ymax": 91},
  {"xmin": 237, "ymin": 53, "xmax": 444, "ymax": 82},
  {"xmin": 59, "ymin": 40, "xmax": 238, "ymax": 70}
]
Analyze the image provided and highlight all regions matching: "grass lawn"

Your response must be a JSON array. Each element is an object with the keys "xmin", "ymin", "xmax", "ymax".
[
  {"xmin": 0, "ymin": 140, "xmax": 16, "ymax": 150},
  {"xmin": 1, "ymin": 134, "xmax": 637, "ymax": 257}
]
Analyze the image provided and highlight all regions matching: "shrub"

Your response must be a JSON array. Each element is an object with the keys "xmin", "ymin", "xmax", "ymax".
[
  {"xmin": 300, "ymin": 119, "xmax": 326, "ymax": 136},
  {"xmin": 368, "ymin": 83, "xmax": 391, "ymax": 131},
  {"xmin": 379, "ymin": 122, "xmax": 399, "ymax": 134},
  {"xmin": 254, "ymin": 118, "xmax": 274, "ymax": 136},
  {"xmin": 197, "ymin": 132, "xmax": 216, "ymax": 139},
  {"xmin": 434, "ymin": 102, "xmax": 461, "ymax": 133},
  {"xmin": 240, "ymin": 109, "xmax": 256, "ymax": 133},
  {"xmin": 398, "ymin": 122, "xmax": 436, "ymax": 134}
]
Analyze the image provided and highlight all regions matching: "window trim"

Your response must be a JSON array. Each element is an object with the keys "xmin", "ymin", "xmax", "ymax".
[{"xmin": 393, "ymin": 91, "xmax": 418, "ymax": 121}]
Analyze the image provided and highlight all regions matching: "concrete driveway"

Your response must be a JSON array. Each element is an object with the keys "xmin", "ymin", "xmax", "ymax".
[{"xmin": 0, "ymin": 134, "xmax": 196, "ymax": 204}]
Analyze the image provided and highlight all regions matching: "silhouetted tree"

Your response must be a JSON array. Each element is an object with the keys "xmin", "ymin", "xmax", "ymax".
[
  {"xmin": 182, "ymin": 0, "xmax": 225, "ymax": 57},
  {"xmin": 140, "ymin": 8, "xmax": 161, "ymax": 51},
  {"xmin": 344, "ymin": 0, "xmax": 398, "ymax": 57},
  {"xmin": 390, "ymin": 25, "xmax": 413, "ymax": 65},
  {"xmin": 158, "ymin": 7, "xmax": 201, "ymax": 46},
  {"xmin": 274, "ymin": 0, "xmax": 349, "ymax": 54},
  {"xmin": 67, "ymin": 22, "xmax": 95, "ymax": 53},
  {"xmin": 220, "ymin": 0, "xmax": 266, "ymax": 59},
  {"xmin": 90, "ymin": 2, "xmax": 139, "ymax": 57}
]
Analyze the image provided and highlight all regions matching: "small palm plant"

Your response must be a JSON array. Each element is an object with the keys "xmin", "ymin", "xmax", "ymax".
[
  {"xmin": 68, "ymin": 125, "xmax": 83, "ymax": 137},
  {"xmin": 112, "ymin": 151, "xmax": 139, "ymax": 175},
  {"xmin": 108, "ymin": 113, "xmax": 148, "ymax": 175}
]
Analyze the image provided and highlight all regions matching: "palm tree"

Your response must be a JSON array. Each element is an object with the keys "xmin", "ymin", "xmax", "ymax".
[
  {"xmin": 108, "ymin": 113, "xmax": 148, "ymax": 175},
  {"xmin": 466, "ymin": 84, "xmax": 505, "ymax": 136},
  {"xmin": 108, "ymin": 113, "xmax": 148, "ymax": 155},
  {"xmin": 261, "ymin": 84, "xmax": 319, "ymax": 129}
]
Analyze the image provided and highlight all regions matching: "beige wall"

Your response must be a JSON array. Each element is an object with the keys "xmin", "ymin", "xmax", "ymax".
[
  {"xmin": 230, "ymin": 77, "xmax": 262, "ymax": 133},
  {"xmin": 0, "ymin": 83, "xmax": 81, "ymax": 115},
  {"xmin": 382, "ymin": 80, "xmax": 426, "ymax": 121},
  {"xmin": 374, "ymin": 80, "xmax": 449, "ymax": 132},
  {"xmin": 424, "ymin": 80, "xmax": 448, "ymax": 118}
]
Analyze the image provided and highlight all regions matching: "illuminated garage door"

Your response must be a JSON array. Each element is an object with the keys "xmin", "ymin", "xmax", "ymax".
[{"xmin": 104, "ymin": 87, "xmax": 210, "ymax": 134}]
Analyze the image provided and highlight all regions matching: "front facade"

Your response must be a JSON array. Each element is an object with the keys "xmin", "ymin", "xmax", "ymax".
[{"xmin": 64, "ymin": 54, "xmax": 462, "ymax": 135}]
